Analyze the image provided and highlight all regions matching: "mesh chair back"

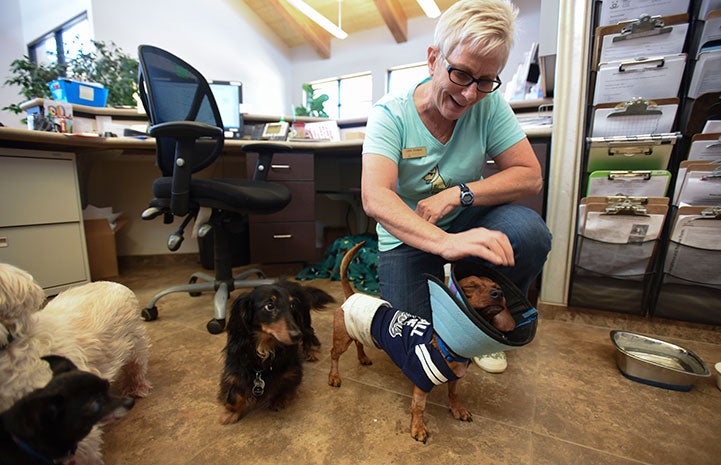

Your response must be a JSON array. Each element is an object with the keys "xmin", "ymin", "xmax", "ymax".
[{"xmin": 137, "ymin": 45, "xmax": 223, "ymax": 176}]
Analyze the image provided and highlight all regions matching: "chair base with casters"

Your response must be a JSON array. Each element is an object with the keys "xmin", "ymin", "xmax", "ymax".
[{"xmin": 140, "ymin": 206, "xmax": 277, "ymax": 334}]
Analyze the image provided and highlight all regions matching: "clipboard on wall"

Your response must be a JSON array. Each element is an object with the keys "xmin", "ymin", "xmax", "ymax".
[
  {"xmin": 687, "ymin": 47, "xmax": 721, "ymax": 99},
  {"xmin": 586, "ymin": 133, "xmax": 680, "ymax": 172},
  {"xmin": 700, "ymin": 1, "xmax": 721, "ymax": 20},
  {"xmin": 590, "ymin": 97, "xmax": 679, "ymax": 137},
  {"xmin": 687, "ymin": 133, "xmax": 721, "ymax": 161},
  {"xmin": 676, "ymin": 163, "xmax": 721, "ymax": 206},
  {"xmin": 664, "ymin": 205, "xmax": 721, "ymax": 287},
  {"xmin": 672, "ymin": 160, "xmax": 721, "ymax": 204},
  {"xmin": 598, "ymin": 0, "xmax": 690, "ymax": 27},
  {"xmin": 697, "ymin": 10, "xmax": 721, "ymax": 53},
  {"xmin": 593, "ymin": 14, "xmax": 689, "ymax": 70},
  {"xmin": 593, "ymin": 54, "xmax": 687, "ymax": 105},
  {"xmin": 587, "ymin": 170, "xmax": 671, "ymax": 197}
]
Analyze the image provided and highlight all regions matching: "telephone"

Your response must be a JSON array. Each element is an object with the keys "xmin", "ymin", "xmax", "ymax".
[{"xmin": 261, "ymin": 121, "xmax": 289, "ymax": 140}]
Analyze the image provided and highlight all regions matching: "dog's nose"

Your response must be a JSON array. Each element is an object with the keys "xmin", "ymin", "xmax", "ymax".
[{"xmin": 489, "ymin": 289, "xmax": 503, "ymax": 300}]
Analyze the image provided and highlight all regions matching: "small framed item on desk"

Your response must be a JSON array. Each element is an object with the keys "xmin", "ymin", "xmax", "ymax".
[{"xmin": 261, "ymin": 121, "xmax": 289, "ymax": 140}]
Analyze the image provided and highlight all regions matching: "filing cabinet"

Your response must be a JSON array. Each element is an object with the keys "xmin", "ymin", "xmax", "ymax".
[
  {"xmin": 245, "ymin": 151, "xmax": 319, "ymax": 263},
  {"xmin": 0, "ymin": 148, "xmax": 90, "ymax": 294}
]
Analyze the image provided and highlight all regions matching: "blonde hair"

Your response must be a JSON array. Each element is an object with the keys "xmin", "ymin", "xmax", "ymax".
[{"xmin": 434, "ymin": 0, "xmax": 518, "ymax": 68}]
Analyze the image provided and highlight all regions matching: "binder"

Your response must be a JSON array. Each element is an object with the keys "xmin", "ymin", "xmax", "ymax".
[
  {"xmin": 593, "ymin": 54, "xmax": 687, "ymax": 105},
  {"xmin": 687, "ymin": 47, "xmax": 721, "ymax": 99},
  {"xmin": 586, "ymin": 170, "xmax": 671, "ymax": 197},
  {"xmin": 598, "ymin": 0, "xmax": 690, "ymax": 27},
  {"xmin": 687, "ymin": 133, "xmax": 721, "ymax": 161},
  {"xmin": 590, "ymin": 98, "xmax": 679, "ymax": 137},
  {"xmin": 593, "ymin": 14, "xmax": 689, "ymax": 69},
  {"xmin": 586, "ymin": 133, "xmax": 680, "ymax": 172}
]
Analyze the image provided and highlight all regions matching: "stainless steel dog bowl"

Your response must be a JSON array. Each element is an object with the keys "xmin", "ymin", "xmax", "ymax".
[{"xmin": 611, "ymin": 330, "xmax": 710, "ymax": 391}]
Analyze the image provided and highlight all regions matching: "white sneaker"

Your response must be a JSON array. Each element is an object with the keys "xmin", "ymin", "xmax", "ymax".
[{"xmin": 473, "ymin": 351, "xmax": 507, "ymax": 373}]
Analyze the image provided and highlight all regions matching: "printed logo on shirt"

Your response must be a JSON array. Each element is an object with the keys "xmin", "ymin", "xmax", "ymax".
[
  {"xmin": 422, "ymin": 165, "xmax": 450, "ymax": 194},
  {"xmin": 387, "ymin": 311, "xmax": 430, "ymax": 339}
]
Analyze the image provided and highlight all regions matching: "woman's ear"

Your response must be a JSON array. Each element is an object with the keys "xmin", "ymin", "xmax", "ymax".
[{"xmin": 427, "ymin": 46, "xmax": 439, "ymax": 77}]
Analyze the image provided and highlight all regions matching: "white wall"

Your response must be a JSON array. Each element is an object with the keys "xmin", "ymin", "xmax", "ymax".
[
  {"xmin": 289, "ymin": 0, "xmax": 542, "ymax": 107},
  {"xmin": 1, "ymin": 0, "xmax": 544, "ymax": 128}
]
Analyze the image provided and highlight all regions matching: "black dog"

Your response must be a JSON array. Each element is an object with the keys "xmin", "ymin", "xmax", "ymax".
[
  {"xmin": 0, "ymin": 355, "xmax": 135, "ymax": 465},
  {"xmin": 219, "ymin": 279, "xmax": 334, "ymax": 424}
]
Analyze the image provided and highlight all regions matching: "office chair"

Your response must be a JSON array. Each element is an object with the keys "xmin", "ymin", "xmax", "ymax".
[{"xmin": 137, "ymin": 44, "xmax": 292, "ymax": 334}]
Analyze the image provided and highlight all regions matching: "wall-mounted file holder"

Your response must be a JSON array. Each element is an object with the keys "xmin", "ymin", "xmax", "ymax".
[
  {"xmin": 652, "ymin": 206, "xmax": 721, "ymax": 324},
  {"xmin": 590, "ymin": 98, "xmax": 679, "ymax": 137},
  {"xmin": 597, "ymin": 0, "xmax": 690, "ymax": 28},
  {"xmin": 687, "ymin": 133, "xmax": 721, "ymax": 161},
  {"xmin": 571, "ymin": 197, "xmax": 668, "ymax": 315},
  {"xmin": 696, "ymin": 10, "xmax": 721, "ymax": 53},
  {"xmin": 587, "ymin": 170, "xmax": 671, "ymax": 197},
  {"xmin": 593, "ymin": 14, "xmax": 689, "ymax": 69},
  {"xmin": 593, "ymin": 54, "xmax": 687, "ymax": 105},
  {"xmin": 586, "ymin": 133, "xmax": 680, "ymax": 172}
]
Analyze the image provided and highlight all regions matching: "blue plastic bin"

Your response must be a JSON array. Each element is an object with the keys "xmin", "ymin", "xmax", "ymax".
[{"xmin": 48, "ymin": 79, "xmax": 108, "ymax": 107}]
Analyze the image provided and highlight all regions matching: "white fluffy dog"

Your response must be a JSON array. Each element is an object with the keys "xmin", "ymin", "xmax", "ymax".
[{"xmin": 0, "ymin": 262, "xmax": 151, "ymax": 464}]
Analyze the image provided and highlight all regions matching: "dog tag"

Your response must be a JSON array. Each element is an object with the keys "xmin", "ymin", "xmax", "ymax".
[{"xmin": 252, "ymin": 371, "xmax": 265, "ymax": 397}]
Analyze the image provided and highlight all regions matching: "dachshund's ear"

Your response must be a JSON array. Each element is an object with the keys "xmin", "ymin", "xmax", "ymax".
[{"xmin": 227, "ymin": 292, "xmax": 254, "ymax": 333}]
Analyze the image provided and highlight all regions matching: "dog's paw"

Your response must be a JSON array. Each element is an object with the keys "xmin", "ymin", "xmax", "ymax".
[
  {"xmin": 328, "ymin": 373, "xmax": 342, "ymax": 387},
  {"xmin": 219, "ymin": 410, "xmax": 242, "ymax": 425},
  {"xmin": 411, "ymin": 425, "xmax": 429, "ymax": 444},
  {"xmin": 450, "ymin": 405, "xmax": 473, "ymax": 422},
  {"xmin": 358, "ymin": 355, "xmax": 373, "ymax": 366},
  {"xmin": 304, "ymin": 347, "xmax": 320, "ymax": 362}
]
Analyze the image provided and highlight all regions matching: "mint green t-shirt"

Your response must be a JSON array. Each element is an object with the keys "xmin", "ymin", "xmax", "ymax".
[{"xmin": 362, "ymin": 78, "xmax": 526, "ymax": 252}]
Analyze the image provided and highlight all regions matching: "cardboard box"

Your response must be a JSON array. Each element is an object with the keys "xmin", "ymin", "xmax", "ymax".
[{"xmin": 83, "ymin": 216, "xmax": 128, "ymax": 280}]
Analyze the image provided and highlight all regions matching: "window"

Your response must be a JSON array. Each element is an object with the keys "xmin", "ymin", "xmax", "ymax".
[
  {"xmin": 387, "ymin": 62, "xmax": 429, "ymax": 94},
  {"xmin": 29, "ymin": 13, "xmax": 92, "ymax": 65},
  {"xmin": 309, "ymin": 72, "xmax": 372, "ymax": 120}
]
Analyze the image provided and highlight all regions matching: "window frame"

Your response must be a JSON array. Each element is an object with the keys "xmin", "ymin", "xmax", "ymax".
[
  {"xmin": 307, "ymin": 71, "xmax": 372, "ymax": 120},
  {"xmin": 28, "ymin": 12, "xmax": 90, "ymax": 65}
]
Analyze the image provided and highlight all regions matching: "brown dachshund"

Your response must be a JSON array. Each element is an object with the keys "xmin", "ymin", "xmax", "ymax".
[
  {"xmin": 328, "ymin": 242, "xmax": 514, "ymax": 443},
  {"xmin": 456, "ymin": 276, "xmax": 516, "ymax": 333}
]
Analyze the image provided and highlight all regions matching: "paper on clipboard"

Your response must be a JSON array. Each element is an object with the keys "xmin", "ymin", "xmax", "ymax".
[
  {"xmin": 683, "ymin": 91, "xmax": 721, "ymax": 136},
  {"xmin": 593, "ymin": 54, "xmax": 686, "ymax": 105},
  {"xmin": 597, "ymin": 19, "xmax": 688, "ymax": 65},
  {"xmin": 591, "ymin": 98, "xmax": 678, "ymax": 137},
  {"xmin": 664, "ymin": 206, "xmax": 721, "ymax": 286},
  {"xmin": 687, "ymin": 47, "xmax": 721, "ymax": 99},
  {"xmin": 598, "ymin": 0, "xmax": 690, "ymax": 27},
  {"xmin": 677, "ymin": 165, "xmax": 721, "ymax": 206},
  {"xmin": 576, "ymin": 199, "xmax": 667, "ymax": 276},
  {"xmin": 700, "ymin": 0, "xmax": 721, "ymax": 19},
  {"xmin": 697, "ymin": 10, "xmax": 721, "ymax": 53},
  {"xmin": 670, "ymin": 206, "xmax": 721, "ymax": 249},
  {"xmin": 687, "ymin": 133, "xmax": 721, "ymax": 161},
  {"xmin": 587, "ymin": 170, "xmax": 671, "ymax": 197}
]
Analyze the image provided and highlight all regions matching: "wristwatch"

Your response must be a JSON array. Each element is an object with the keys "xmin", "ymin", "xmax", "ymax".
[{"xmin": 459, "ymin": 183, "xmax": 474, "ymax": 207}]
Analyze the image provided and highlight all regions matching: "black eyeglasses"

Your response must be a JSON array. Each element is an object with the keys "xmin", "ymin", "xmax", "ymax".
[{"xmin": 441, "ymin": 54, "xmax": 502, "ymax": 93}]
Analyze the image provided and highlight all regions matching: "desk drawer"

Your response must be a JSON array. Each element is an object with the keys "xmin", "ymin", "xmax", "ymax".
[
  {"xmin": 250, "ymin": 181, "xmax": 315, "ymax": 223},
  {"xmin": 246, "ymin": 152, "xmax": 314, "ymax": 181},
  {"xmin": 250, "ymin": 221, "xmax": 318, "ymax": 263}
]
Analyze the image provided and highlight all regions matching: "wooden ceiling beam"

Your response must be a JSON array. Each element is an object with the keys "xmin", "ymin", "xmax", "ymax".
[
  {"xmin": 373, "ymin": 0, "xmax": 408, "ymax": 43},
  {"xmin": 266, "ymin": 0, "xmax": 332, "ymax": 59}
]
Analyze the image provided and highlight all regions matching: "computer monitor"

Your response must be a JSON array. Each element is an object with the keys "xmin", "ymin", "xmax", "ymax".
[{"xmin": 209, "ymin": 80, "xmax": 243, "ymax": 138}]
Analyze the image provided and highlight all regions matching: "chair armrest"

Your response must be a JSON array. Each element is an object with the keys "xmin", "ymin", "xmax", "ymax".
[
  {"xmin": 148, "ymin": 121, "xmax": 223, "ymax": 139},
  {"xmin": 243, "ymin": 142, "xmax": 293, "ymax": 181}
]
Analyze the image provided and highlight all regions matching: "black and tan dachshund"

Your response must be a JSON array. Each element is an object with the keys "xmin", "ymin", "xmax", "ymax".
[{"xmin": 219, "ymin": 279, "xmax": 334, "ymax": 424}]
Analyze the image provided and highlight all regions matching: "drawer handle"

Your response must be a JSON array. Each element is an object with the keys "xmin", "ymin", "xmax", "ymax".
[
  {"xmin": 273, "ymin": 234, "xmax": 293, "ymax": 239},
  {"xmin": 0, "ymin": 237, "xmax": 6, "ymax": 248},
  {"xmin": 271, "ymin": 164, "xmax": 291, "ymax": 170}
]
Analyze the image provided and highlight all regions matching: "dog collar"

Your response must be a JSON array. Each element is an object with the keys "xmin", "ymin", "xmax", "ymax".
[
  {"xmin": 436, "ymin": 336, "xmax": 470, "ymax": 364},
  {"xmin": 11, "ymin": 433, "xmax": 73, "ymax": 465}
]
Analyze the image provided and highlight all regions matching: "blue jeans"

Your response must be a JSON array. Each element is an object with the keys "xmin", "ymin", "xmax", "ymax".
[{"xmin": 378, "ymin": 204, "xmax": 552, "ymax": 321}]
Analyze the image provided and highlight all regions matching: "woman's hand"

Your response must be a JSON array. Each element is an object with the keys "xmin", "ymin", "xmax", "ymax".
[
  {"xmin": 438, "ymin": 228, "xmax": 515, "ymax": 266},
  {"xmin": 415, "ymin": 188, "xmax": 457, "ymax": 224}
]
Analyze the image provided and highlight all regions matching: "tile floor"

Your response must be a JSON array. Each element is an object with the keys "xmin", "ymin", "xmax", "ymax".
[{"xmin": 100, "ymin": 255, "xmax": 721, "ymax": 465}]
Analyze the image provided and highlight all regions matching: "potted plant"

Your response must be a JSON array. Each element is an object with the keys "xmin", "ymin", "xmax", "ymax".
[
  {"xmin": 2, "ymin": 40, "xmax": 138, "ymax": 118},
  {"xmin": 294, "ymin": 83, "xmax": 329, "ymax": 118}
]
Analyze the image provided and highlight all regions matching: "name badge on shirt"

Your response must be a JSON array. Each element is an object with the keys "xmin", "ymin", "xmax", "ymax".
[{"xmin": 402, "ymin": 147, "xmax": 427, "ymax": 159}]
